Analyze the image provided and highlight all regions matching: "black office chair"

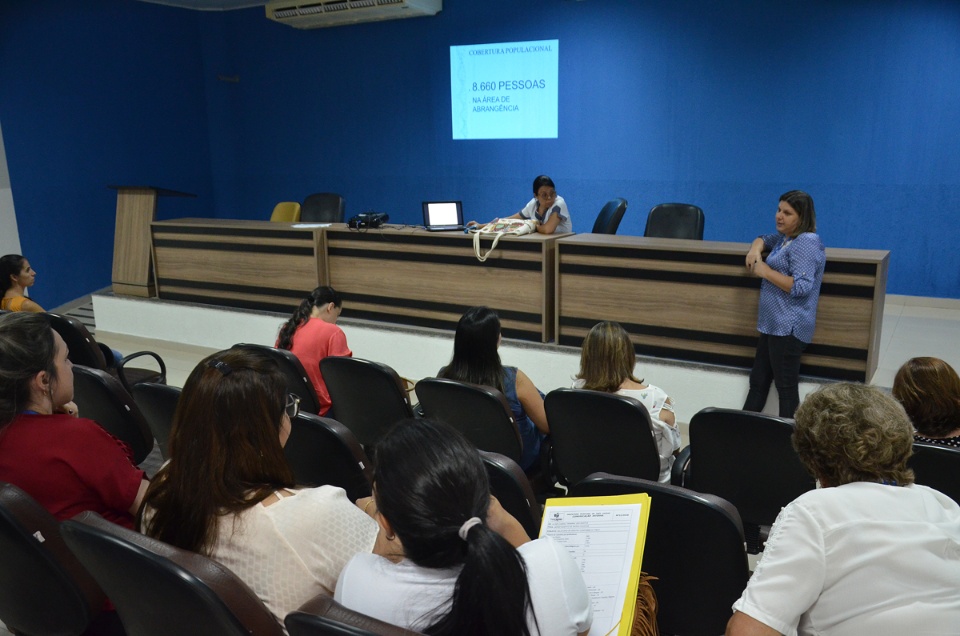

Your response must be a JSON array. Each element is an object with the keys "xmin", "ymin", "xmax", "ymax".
[
  {"xmin": 301, "ymin": 193, "xmax": 346, "ymax": 223},
  {"xmin": 415, "ymin": 377, "xmax": 523, "ymax": 466},
  {"xmin": 543, "ymin": 388, "xmax": 661, "ymax": 485},
  {"xmin": 284, "ymin": 412, "xmax": 373, "ymax": 502},
  {"xmin": 72, "ymin": 364, "xmax": 156, "ymax": 465},
  {"xmin": 47, "ymin": 312, "xmax": 166, "ymax": 392},
  {"xmin": 61, "ymin": 511, "xmax": 285, "ymax": 636},
  {"xmin": 480, "ymin": 451, "xmax": 542, "ymax": 540},
  {"xmin": 231, "ymin": 343, "xmax": 322, "ymax": 415},
  {"xmin": 643, "ymin": 203, "xmax": 705, "ymax": 240},
  {"xmin": 568, "ymin": 473, "xmax": 750, "ymax": 636},
  {"xmin": 677, "ymin": 407, "xmax": 816, "ymax": 553},
  {"xmin": 321, "ymin": 357, "xmax": 414, "ymax": 448},
  {"xmin": 285, "ymin": 593, "xmax": 422, "ymax": 636},
  {"xmin": 591, "ymin": 197, "xmax": 628, "ymax": 234},
  {"xmin": 131, "ymin": 382, "xmax": 182, "ymax": 460},
  {"xmin": 909, "ymin": 442, "xmax": 960, "ymax": 505},
  {"xmin": 0, "ymin": 482, "xmax": 123, "ymax": 636}
]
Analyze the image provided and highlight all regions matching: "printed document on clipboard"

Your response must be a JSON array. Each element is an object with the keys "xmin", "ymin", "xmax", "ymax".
[{"xmin": 540, "ymin": 494, "xmax": 651, "ymax": 636}]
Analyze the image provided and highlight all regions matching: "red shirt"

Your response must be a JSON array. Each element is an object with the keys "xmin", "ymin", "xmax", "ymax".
[
  {"xmin": 283, "ymin": 318, "xmax": 351, "ymax": 414},
  {"xmin": 0, "ymin": 413, "xmax": 144, "ymax": 529}
]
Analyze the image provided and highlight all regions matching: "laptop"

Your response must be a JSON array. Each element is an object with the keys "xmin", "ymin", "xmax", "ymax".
[{"xmin": 422, "ymin": 201, "xmax": 465, "ymax": 232}]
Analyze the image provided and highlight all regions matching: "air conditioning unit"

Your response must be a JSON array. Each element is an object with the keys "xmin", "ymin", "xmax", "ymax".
[{"xmin": 266, "ymin": 0, "xmax": 441, "ymax": 29}]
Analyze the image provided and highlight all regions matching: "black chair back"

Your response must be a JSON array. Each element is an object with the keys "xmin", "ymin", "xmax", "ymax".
[
  {"xmin": 284, "ymin": 412, "xmax": 373, "ymax": 501},
  {"xmin": 231, "ymin": 343, "xmax": 322, "ymax": 414},
  {"xmin": 480, "ymin": 451, "xmax": 541, "ymax": 540},
  {"xmin": 47, "ymin": 312, "xmax": 108, "ymax": 369},
  {"xmin": 415, "ymin": 377, "xmax": 523, "ymax": 465},
  {"xmin": 286, "ymin": 593, "xmax": 422, "ymax": 636},
  {"xmin": 0, "ymin": 483, "xmax": 108, "ymax": 636},
  {"xmin": 321, "ymin": 357, "xmax": 413, "ymax": 448},
  {"xmin": 131, "ymin": 382, "xmax": 182, "ymax": 460},
  {"xmin": 591, "ymin": 197, "xmax": 628, "ymax": 234},
  {"xmin": 909, "ymin": 442, "xmax": 960, "ymax": 504},
  {"xmin": 61, "ymin": 511, "xmax": 285, "ymax": 636},
  {"xmin": 72, "ymin": 365, "xmax": 155, "ymax": 465},
  {"xmin": 301, "ymin": 193, "xmax": 346, "ymax": 223},
  {"xmin": 685, "ymin": 407, "xmax": 815, "ymax": 552},
  {"xmin": 544, "ymin": 388, "xmax": 661, "ymax": 485},
  {"xmin": 644, "ymin": 203, "xmax": 705, "ymax": 239},
  {"xmin": 568, "ymin": 473, "xmax": 750, "ymax": 636}
]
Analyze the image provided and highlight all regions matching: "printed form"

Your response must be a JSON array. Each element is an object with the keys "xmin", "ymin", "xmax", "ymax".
[{"xmin": 541, "ymin": 496, "xmax": 649, "ymax": 636}]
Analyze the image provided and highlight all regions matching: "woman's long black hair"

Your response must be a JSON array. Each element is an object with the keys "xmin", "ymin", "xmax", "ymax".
[
  {"xmin": 276, "ymin": 286, "xmax": 342, "ymax": 351},
  {"xmin": 0, "ymin": 254, "xmax": 26, "ymax": 294},
  {"xmin": 374, "ymin": 418, "xmax": 534, "ymax": 636},
  {"xmin": 439, "ymin": 306, "xmax": 505, "ymax": 393}
]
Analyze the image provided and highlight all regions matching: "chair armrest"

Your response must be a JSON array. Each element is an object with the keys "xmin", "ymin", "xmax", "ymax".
[
  {"xmin": 116, "ymin": 351, "xmax": 167, "ymax": 392},
  {"xmin": 671, "ymin": 445, "xmax": 691, "ymax": 487}
]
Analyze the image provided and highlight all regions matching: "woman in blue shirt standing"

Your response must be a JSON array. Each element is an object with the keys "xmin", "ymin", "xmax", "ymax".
[{"xmin": 743, "ymin": 190, "xmax": 825, "ymax": 418}]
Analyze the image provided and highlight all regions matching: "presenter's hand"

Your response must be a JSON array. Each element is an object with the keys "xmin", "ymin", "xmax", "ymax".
[
  {"xmin": 750, "ymin": 260, "xmax": 771, "ymax": 279},
  {"xmin": 745, "ymin": 249, "xmax": 763, "ymax": 271}
]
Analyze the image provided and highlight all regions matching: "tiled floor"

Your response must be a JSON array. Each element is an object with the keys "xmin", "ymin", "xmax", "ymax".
[{"xmin": 870, "ymin": 296, "xmax": 960, "ymax": 388}]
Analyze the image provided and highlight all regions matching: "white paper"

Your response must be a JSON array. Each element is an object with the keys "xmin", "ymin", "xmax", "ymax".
[
  {"xmin": 291, "ymin": 223, "xmax": 331, "ymax": 228},
  {"xmin": 541, "ymin": 503, "xmax": 644, "ymax": 636}
]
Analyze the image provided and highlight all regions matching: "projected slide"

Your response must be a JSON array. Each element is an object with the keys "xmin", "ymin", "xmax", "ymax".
[{"xmin": 450, "ymin": 39, "xmax": 559, "ymax": 140}]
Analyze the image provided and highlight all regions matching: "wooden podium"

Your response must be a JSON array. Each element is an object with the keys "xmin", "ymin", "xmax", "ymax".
[{"xmin": 109, "ymin": 186, "xmax": 195, "ymax": 297}]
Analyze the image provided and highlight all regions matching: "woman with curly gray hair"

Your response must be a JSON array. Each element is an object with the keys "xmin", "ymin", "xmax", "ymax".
[{"xmin": 726, "ymin": 382, "xmax": 960, "ymax": 636}]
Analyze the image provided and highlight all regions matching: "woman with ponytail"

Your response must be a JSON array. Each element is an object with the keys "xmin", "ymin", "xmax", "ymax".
[
  {"xmin": 335, "ymin": 418, "xmax": 592, "ymax": 636},
  {"xmin": 276, "ymin": 286, "xmax": 351, "ymax": 415}
]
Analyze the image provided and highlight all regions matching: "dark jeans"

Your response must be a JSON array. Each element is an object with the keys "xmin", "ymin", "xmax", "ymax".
[{"xmin": 743, "ymin": 333, "xmax": 807, "ymax": 418}]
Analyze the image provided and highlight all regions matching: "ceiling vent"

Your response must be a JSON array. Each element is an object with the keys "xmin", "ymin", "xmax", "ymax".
[{"xmin": 266, "ymin": 0, "xmax": 441, "ymax": 28}]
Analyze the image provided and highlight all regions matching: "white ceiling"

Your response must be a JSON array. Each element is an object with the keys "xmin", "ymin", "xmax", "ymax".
[{"xmin": 134, "ymin": 0, "xmax": 268, "ymax": 10}]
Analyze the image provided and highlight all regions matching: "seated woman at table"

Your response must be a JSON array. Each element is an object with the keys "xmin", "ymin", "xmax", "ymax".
[
  {"xmin": 726, "ymin": 383, "xmax": 960, "ymax": 636},
  {"xmin": 892, "ymin": 356, "xmax": 960, "ymax": 447},
  {"xmin": 0, "ymin": 312, "xmax": 148, "ymax": 529},
  {"xmin": 439, "ymin": 306, "xmax": 549, "ymax": 472},
  {"xmin": 140, "ymin": 347, "xmax": 380, "ymax": 625},
  {"xmin": 1, "ymin": 254, "xmax": 43, "ymax": 312},
  {"xmin": 574, "ymin": 321, "xmax": 680, "ymax": 483},
  {"xmin": 335, "ymin": 417, "xmax": 592, "ymax": 636},
  {"xmin": 276, "ymin": 286, "xmax": 351, "ymax": 416},
  {"xmin": 467, "ymin": 175, "xmax": 572, "ymax": 234}
]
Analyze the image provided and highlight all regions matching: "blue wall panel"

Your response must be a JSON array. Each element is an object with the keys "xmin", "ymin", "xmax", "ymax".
[{"xmin": 1, "ymin": 0, "xmax": 958, "ymax": 306}]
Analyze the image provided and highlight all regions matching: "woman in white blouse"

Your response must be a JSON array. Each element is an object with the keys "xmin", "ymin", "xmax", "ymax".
[
  {"xmin": 139, "ymin": 348, "xmax": 380, "ymax": 626},
  {"xmin": 336, "ymin": 418, "xmax": 592, "ymax": 636},
  {"xmin": 574, "ymin": 320, "xmax": 680, "ymax": 482}
]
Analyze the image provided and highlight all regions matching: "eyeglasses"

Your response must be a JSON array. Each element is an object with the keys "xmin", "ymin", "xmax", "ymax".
[{"xmin": 285, "ymin": 393, "xmax": 301, "ymax": 419}]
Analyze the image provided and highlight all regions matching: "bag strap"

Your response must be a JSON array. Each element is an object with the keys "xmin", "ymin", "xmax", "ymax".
[{"xmin": 473, "ymin": 229, "xmax": 506, "ymax": 262}]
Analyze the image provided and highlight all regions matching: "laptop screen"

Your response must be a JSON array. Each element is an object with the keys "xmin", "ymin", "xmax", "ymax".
[{"xmin": 422, "ymin": 201, "xmax": 464, "ymax": 228}]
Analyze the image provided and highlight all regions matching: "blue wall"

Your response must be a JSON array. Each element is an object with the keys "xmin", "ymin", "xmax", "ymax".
[{"xmin": 2, "ymin": 0, "xmax": 959, "ymax": 307}]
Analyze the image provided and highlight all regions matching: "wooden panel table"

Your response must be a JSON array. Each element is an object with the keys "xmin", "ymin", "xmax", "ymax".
[
  {"xmin": 151, "ymin": 218, "xmax": 326, "ymax": 313},
  {"xmin": 326, "ymin": 226, "xmax": 564, "ymax": 342},
  {"xmin": 555, "ymin": 234, "xmax": 889, "ymax": 382}
]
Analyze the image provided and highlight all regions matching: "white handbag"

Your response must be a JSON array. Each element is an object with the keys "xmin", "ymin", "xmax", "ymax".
[{"xmin": 470, "ymin": 218, "xmax": 537, "ymax": 262}]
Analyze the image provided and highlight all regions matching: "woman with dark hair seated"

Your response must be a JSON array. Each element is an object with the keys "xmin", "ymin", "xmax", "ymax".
[
  {"xmin": 574, "ymin": 321, "xmax": 680, "ymax": 483},
  {"xmin": 276, "ymin": 286, "xmax": 351, "ymax": 415},
  {"xmin": 140, "ymin": 347, "xmax": 379, "ymax": 625},
  {"xmin": 0, "ymin": 312, "xmax": 148, "ymax": 528},
  {"xmin": 439, "ymin": 306, "xmax": 549, "ymax": 471},
  {"xmin": 335, "ymin": 418, "xmax": 592, "ymax": 635},
  {"xmin": 1, "ymin": 254, "xmax": 43, "ymax": 312},
  {"xmin": 892, "ymin": 357, "xmax": 960, "ymax": 447},
  {"xmin": 726, "ymin": 383, "xmax": 960, "ymax": 636},
  {"xmin": 467, "ymin": 174, "xmax": 572, "ymax": 234}
]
